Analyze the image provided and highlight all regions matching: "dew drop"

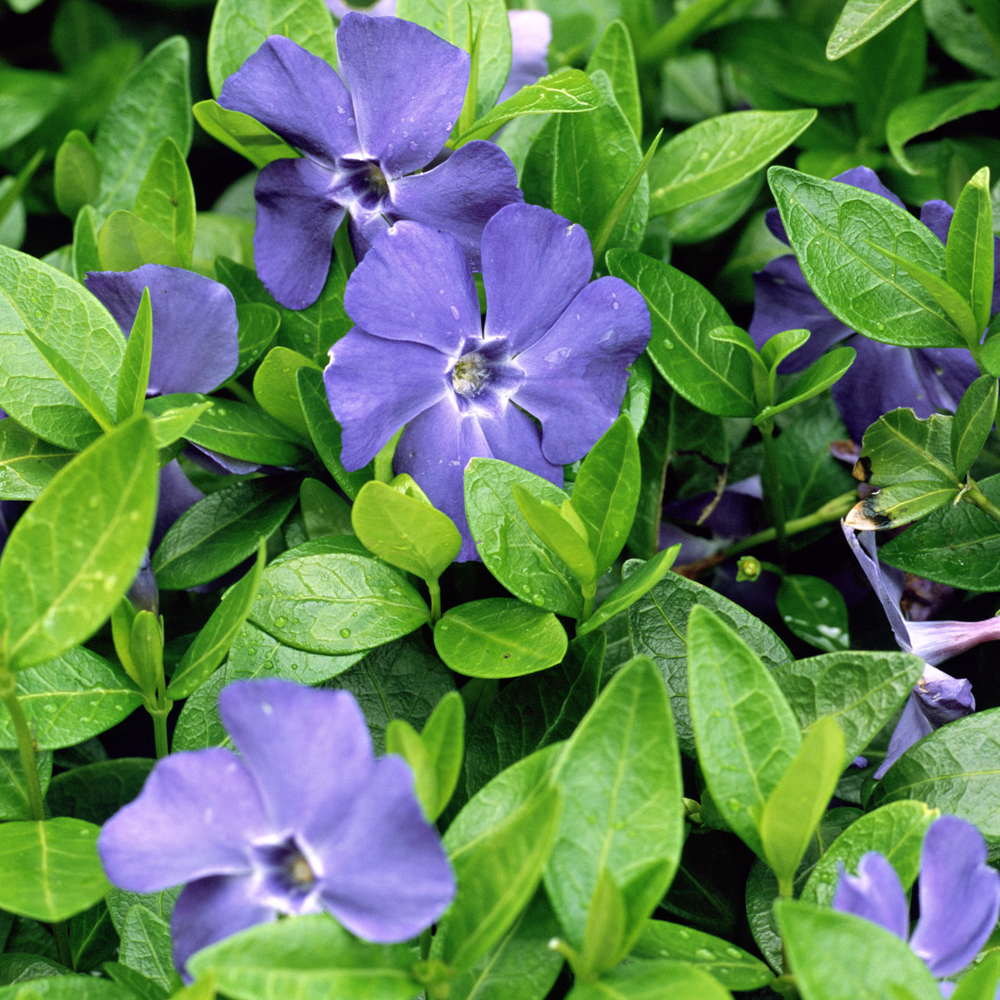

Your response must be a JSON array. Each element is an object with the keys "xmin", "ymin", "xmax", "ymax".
[
  {"xmin": 450, "ymin": 305, "xmax": 460, "ymax": 320},
  {"xmin": 725, "ymin": 947, "xmax": 742, "ymax": 959},
  {"xmin": 273, "ymin": 616, "xmax": 288, "ymax": 628},
  {"xmin": 340, "ymin": 627, "xmax": 352, "ymax": 638},
  {"xmin": 695, "ymin": 948, "xmax": 715, "ymax": 960},
  {"xmin": 612, "ymin": 301, "xmax": 619, "ymax": 310}
]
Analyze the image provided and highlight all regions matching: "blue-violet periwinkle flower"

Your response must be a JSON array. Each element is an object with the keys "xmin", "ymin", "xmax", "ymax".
[
  {"xmin": 750, "ymin": 167, "xmax": 991, "ymax": 442},
  {"xmin": 833, "ymin": 814, "xmax": 1000, "ymax": 990},
  {"xmin": 98, "ymin": 679, "xmax": 455, "ymax": 976},
  {"xmin": 323, "ymin": 203, "xmax": 651, "ymax": 561},
  {"xmin": 842, "ymin": 523, "xmax": 999, "ymax": 777},
  {"xmin": 217, "ymin": 14, "xmax": 523, "ymax": 310}
]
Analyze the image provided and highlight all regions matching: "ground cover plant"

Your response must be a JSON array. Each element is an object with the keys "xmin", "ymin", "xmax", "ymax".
[{"xmin": 1, "ymin": 0, "xmax": 1000, "ymax": 997}]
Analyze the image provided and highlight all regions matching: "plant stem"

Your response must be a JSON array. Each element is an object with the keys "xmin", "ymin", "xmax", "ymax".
[
  {"xmin": 963, "ymin": 479, "xmax": 1000, "ymax": 524},
  {"xmin": 759, "ymin": 420, "xmax": 789, "ymax": 562},
  {"xmin": 151, "ymin": 706, "xmax": 170, "ymax": 759},
  {"xmin": 427, "ymin": 577, "xmax": 442, "ymax": 625},
  {"xmin": 0, "ymin": 666, "xmax": 45, "ymax": 822}
]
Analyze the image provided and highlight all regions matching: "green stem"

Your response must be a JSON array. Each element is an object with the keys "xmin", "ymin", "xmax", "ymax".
[
  {"xmin": 581, "ymin": 588, "xmax": 595, "ymax": 624},
  {"xmin": 152, "ymin": 706, "xmax": 170, "ymax": 759},
  {"xmin": 759, "ymin": 421, "xmax": 789, "ymax": 562},
  {"xmin": 962, "ymin": 479, "xmax": 1000, "ymax": 524},
  {"xmin": 724, "ymin": 491, "xmax": 857, "ymax": 559},
  {"xmin": 0, "ymin": 666, "xmax": 45, "ymax": 822},
  {"xmin": 53, "ymin": 920, "xmax": 73, "ymax": 969},
  {"xmin": 427, "ymin": 576, "xmax": 442, "ymax": 626}
]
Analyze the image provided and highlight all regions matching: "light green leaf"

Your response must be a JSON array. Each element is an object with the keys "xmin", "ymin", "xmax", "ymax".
[
  {"xmin": 946, "ymin": 166, "xmax": 994, "ymax": 334},
  {"xmin": 0, "ymin": 419, "xmax": 72, "ymax": 500},
  {"xmin": 586, "ymin": 19, "xmax": 641, "ymax": 138},
  {"xmin": 252, "ymin": 346, "xmax": 318, "ymax": 439},
  {"xmin": 760, "ymin": 346, "xmax": 856, "ymax": 423},
  {"xmin": 98, "ymin": 209, "xmax": 185, "ymax": 270},
  {"xmin": 513, "ymin": 483, "xmax": 596, "ymax": 591},
  {"xmin": 578, "ymin": 546, "xmax": 679, "ymax": 637},
  {"xmin": 54, "ymin": 129, "xmax": 101, "ymax": 218},
  {"xmin": 116, "ymin": 287, "xmax": 153, "ymax": 422},
  {"xmin": 192, "ymin": 99, "xmax": 298, "ymax": 169},
  {"xmin": 951, "ymin": 374, "xmax": 998, "ymax": 480},
  {"xmin": 826, "ymin": 0, "xmax": 920, "ymax": 58},
  {"xmin": 134, "ymin": 137, "xmax": 196, "ymax": 265},
  {"xmin": 567, "ymin": 959, "xmax": 734, "ymax": 1000}
]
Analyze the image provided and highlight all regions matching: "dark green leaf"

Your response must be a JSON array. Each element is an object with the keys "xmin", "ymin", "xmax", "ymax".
[
  {"xmin": 47, "ymin": 758, "xmax": 154, "ymax": 826},
  {"xmin": 0, "ymin": 419, "xmax": 72, "ymax": 500},
  {"xmin": 946, "ymin": 167, "xmax": 995, "ymax": 334},
  {"xmin": 0, "ymin": 749, "xmax": 52, "ymax": 821},
  {"xmin": 0, "ymin": 67, "xmax": 66, "ymax": 150},
  {"xmin": 252, "ymin": 346, "xmax": 318, "ymax": 439},
  {"xmin": 776, "ymin": 574, "xmax": 851, "ymax": 652},
  {"xmin": 952, "ymin": 374, "xmax": 998, "ymax": 479},
  {"xmin": 585, "ymin": 19, "xmax": 641, "ymax": 138},
  {"xmin": 54, "ymin": 129, "xmax": 102, "ymax": 218},
  {"xmin": 179, "ymin": 397, "xmax": 310, "ymax": 467}
]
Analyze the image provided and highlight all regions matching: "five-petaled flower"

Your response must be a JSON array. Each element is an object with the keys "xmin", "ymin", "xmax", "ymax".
[
  {"xmin": 323, "ymin": 203, "xmax": 651, "ymax": 561},
  {"xmin": 98, "ymin": 679, "xmax": 455, "ymax": 976},
  {"xmin": 834, "ymin": 814, "xmax": 1000, "ymax": 994},
  {"xmin": 218, "ymin": 13, "xmax": 523, "ymax": 310}
]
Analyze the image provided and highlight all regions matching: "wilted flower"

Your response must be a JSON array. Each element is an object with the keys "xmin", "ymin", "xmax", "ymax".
[
  {"xmin": 98, "ymin": 679, "xmax": 455, "ymax": 975},
  {"xmin": 323, "ymin": 203, "xmax": 650, "ymax": 560},
  {"xmin": 834, "ymin": 814, "xmax": 1000, "ymax": 990},
  {"xmin": 751, "ymin": 167, "xmax": 988, "ymax": 442},
  {"xmin": 218, "ymin": 14, "xmax": 522, "ymax": 309}
]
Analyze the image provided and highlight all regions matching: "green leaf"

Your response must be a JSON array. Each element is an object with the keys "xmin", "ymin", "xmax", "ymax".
[
  {"xmin": 586, "ymin": 20, "xmax": 641, "ymax": 138},
  {"xmin": 233, "ymin": 302, "xmax": 279, "ymax": 379},
  {"xmin": 54, "ymin": 129, "xmax": 102, "ymax": 218},
  {"xmin": 252, "ymin": 346, "xmax": 318, "ymax": 439},
  {"xmin": 0, "ymin": 818, "xmax": 110, "ymax": 922},
  {"xmin": 189, "ymin": 914, "xmax": 420, "ymax": 1000},
  {"xmin": 951, "ymin": 952, "xmax": 1000, "ymax": 1000},
  {"xmin": 881, "ymin": 471, "xmax": 1000, "ymax": 588},
  {"xmin": 768, "ymin": 166, "xmax": 964, "ymax": 348},
  {"xmin": 119, "ymin": 905, "xmax": 179, "ymax": 995},
  {"xmin": 632, "ymin": 921, "xmax": 773, "ymax": 991},
  {"xmin": 760, "ymin": 328, "xmax": 811, "ymax": 373},
  {"xmin": 0, "ymin": 978, "xmax": 136, "ymax": 999},
  {"xmin": 760, "ymin": 346, "xmax": 856, "ymax": 423},
  {"xmin": 440, "ymin": 784, "xmax": 563, "ymax": 974},
  {"xmin": 94, "ymin": 36, "xmax": 192, "ymax": 212},
  {"xmin": 577, "ymin": 546, "xmax": 679, "ymax": 637},
  {"xmin": 946, "ymin": 167, "xmax": 995, "ymax": 334},
  {"xmin": 887, "ymin": 80, "xmax": 1000, "ymax": 176},
  {"xmin": 47, "ymin": 757, "xmax": 154, "ymax": 827},
  {"xmin": 134, "ymin": 137, "xmax": 196, "ymax": 265},
  {"xmin": 649, "ymin": 110, "xmax": 815, "ymax": 216},
  {"xmin": 0, "ymin": 66, "xmax": 66, "ymax": 150},
  {"xmin": 250, "ymin": 551, "xmax": 430, "ymax": 654},
  {"xmin": 454, "ymin": 68, "xmax": 602, "ymax": 146},
  {"xmin": 546, "ymin": 658, "xmax": 684, "ymax": 963},
  {"xmin": 871, "ymin": 708, "xmax": 1000, "ymax": 844},
  {"xmin": 352, "ymin": 479, "xmax": 461, "ymax": 583},
  {"xmin": 297, "ymin": 366, "xmax": 370, "ymax": 500},
  {"xmin": 951, "ymin": 374, "xmax": 998, "ymax": 479},
  {"xmin": 606, "ymin": 249, "xmax": 756, "ymax": 417},
  {"xmin": 567, "ymin": 959, "xmax": 734, "ymax": 1000},
  {"xmin": 434, "ymin": 598, "xmax": 568, "ymax": 679},
  {"xmin": 464, "ymin": 458, "xmax": 582, "ymax": 618},
  {"xmin": 0, "ymin": 419, "xmax": 157, "ymax": 670},
  {"xmin": 192, "ymin": 99, "xmax": 298, "ymax": 169},
  {"xmin": 146, "ymin": 398, "xmax": 213, "ymax": 449},
  {"xmin": 513, "ymin": 483, "xmax": 596, "ymax": 592},
  {"xmin": 923, "ymin": 0, "xmax": 1000, "ymax": 76},
  {"xmin": 0, "ymin": 749, "xmax": 52, "ymax": 821},
  {"xmin": 167, "ymin": 540, "xmax": 267, "ymax": 699},
  {"xmin": 687, "ymin": 606, "xmax": 801, "ymax": 859},
  {"xmin": 152, "ymin": 479, "xmax": 295, "ymax": 590},
  {"xmin": 98, "ymin": 209, "xmax": 185, "ymax": 270},
  {"xmin": 844, "ymin": 409, "xmax": 960, "ymax": 530},
  {"xmin": 800, "ymin": 800, "xmax": 935, "ymax": 906},
  {"xmin": 300, "ymin": 478, "xmax": 352, "ymax": 539},
  {"xmin": 0, "ymin": 416, "xmax": 72, "ymax": 500},
  {"xmin": 116, "ymin": 287, "xmax": 153, "ymax": 422},
  {"xmin": 760, "ymin": 716, "xmax": 846, "ymax": 891},
  {"xmin": 776, "ymin": 899, "xmax": 941, "ymax": 1000},
  {"xmin": 626, "ymin": 568, "xmax": 791, "ymax": 756},
  {"xmin": 826, "ymin": 0, "xmax": 921, "ymax": 58},
  {"xmin": 775, "ymin": 574, "xmax": 851, "ymax": 653},
  {"xmin": 73, "ymin": 203, "xmax": 104, "ymax": 284},
  {"xmin": 207, "ymin": 0, "xmax": 337, "ymax": 97}
]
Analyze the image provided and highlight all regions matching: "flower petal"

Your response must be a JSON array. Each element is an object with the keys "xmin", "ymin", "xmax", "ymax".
[
  {"xmin": 253, "ymin": 157, "xmax": 347, "ymax": 310},
  {"xmin": 217, "ymin": 36, "xmax": 358, "ymax": 164},
  {"xmin": 343, "ymin": 221, "xmax": 480, "ymax": 351},
  {"xmin": 388, "ymin": 141, "xmax": 523, "ymax": 270},
  {"xmin": 219, "ymin": 680, "xmax": 376, "ymax": 840},
  {"xmin": 478, "ymin": 399, "xmax": 562, "ymax": 487},
  {"xmin": 499, "ymin": 10, "xmax": 551, "ymax": 103},
  {"xmin": 906, "ymin": 617, "xmax": 1000, "ymax": 667},
  {"xmin": 85, "ymin": 265, "xmax": 239, "ymax": 395},
  {"xmin": 171, "ymin": 874, "xmax": 276, "ymax": 979},
  {"xmin": 336, "ymin": 13, "xmax": 468, "ymax": 176},
  {"xmin": 841, "ymin": 523, "xmax": 911, "ymax": 651},
  {"xmin": 324, "ymin": 328, "xmax": 451, "ymax": 469},
  {"xmin": 832, "ymin": 852, "xmax": 910, "ymax": 940},
  {"xmin": 513, "ymin": 276, "xmax": 649, "ymax": 465},
  {"xmin": 913, "ymin": 663, "xmax": 975, "ymax": 726},
  {"xmin": 482, "ymin": 204, "xmax": 594, "ymax": 354},
  {"xmin": 315, "ymin": 755, "xmax": 455, "ymax": 942},
  {"xmin": 154, "ymin": 459, "xmax": 204, "ymax": 549},
  {"xmin": 874, "ymin": 692, "xmax": 933, "ymax": 779},
  {"xmin": 911, "ymin": 347, "xmax": 980, "ymax": 415},
  {"xmin": 910, "ymin": 815, "xmax": 1000, "ymax": 977},
  {"xmin": 98, "ymin": 748, "xmax": 268, "ymax": 891}
]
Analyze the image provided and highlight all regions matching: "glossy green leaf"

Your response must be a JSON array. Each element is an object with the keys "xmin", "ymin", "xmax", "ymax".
[
  {"xmin": 0, "ymin": 979, "xmax": 135, "ymax": 999},
  {"xmin": 46, "ymin": 757, "xmax": 154, "ymax": 827},
  {"xmin": 465, "ymin": 458, "xmax": 582, "ymax": 618},
  {"xmin": 192, "ymin": 99, "xmax": 298, "ymax": 169},
  {"xmin": 649, "ymin": 110, "xmax": 815, "ymax": 216},
  {"xmin": 776, "ymin": 900, "xmax": 941, "ymax": 1000},
  {"xmin": 768, "ymin": 166, "xmax": 964, "ymax": 348},
  {"xmin": 845, "ymin": 410, "xmax": 960, "ymax": 529},
  {"xmin": 826, "ymin": 0, "xmax": 920, "ymax": 58},
  {"xmin": 0, "ymin": 419, "xmax": 157, "ymax": 670},
  {"xmin": 134, "ymin": 137, "xmax": 196, "ymax": 264},
  {"xmin": 168, "ymin": 540, "xmax": 267, "ymax": 698},
  {"xmin": 567, "ymin": 959, "xmax": 734, "ymax": 1000},
  {"xmin": 146, "ymin": 398, "xmax": 213, "ymax": 448},
  {"xmin": 952, "ymin": 952, "xmax": 1000, "ymax": 1000},
  {"xmin": 352, "ymin": 479, "xmax": 461, "ymax": 583},
  {"xmin": 606, "ymin": 249, "xmax": 755, "ymax": 417},
  {"xmin": 772, "ymin": 650, "xmax": 922, "ymax": 762},
  {"xmin": 0, "ymin": 415, "xmax": 72, "ymax": 500},
  {"xmin": 947, "ymin": 167, "xmax": 994, "ymax": 334},
  {"xmin": 923, "ymin": 0, "xmax": 1000, "ymax": 76},
  {"xmin": 434, "ymin": 598, "xmax": 568, "ymax": 679},
  {"xmin": 73, "ymin": 203, "xmax": 103, "ymax": 284},
  {"xmin": 546, "ymin": 658, "xmax": 684, "ymax": 962},
  {"xmin": 252, "ymin": 346, "xmax": 318, "ymax": 439},
  {"xmin": 54, "ymin": 129, "xmax": 101, "ymax": 218},
  {"xmin": 250, "ymin": 551, "xmax": 429, "ymax": 655},
  {"xmin": 0, "ymin": 67, "xmax": 66, "ymax": 150},
  {"xmin": 0, "ymin": 749, "xmax": 52, "ymax": 821},
  {"xmin": 116, "ymin": 287, "xmax": 153, "ymax": 422},
  {"xmin": 759, "ymin": 346, "xmax": 856, "ymax": 423},
  {"xmin": 687, "ymin": 606, "xmax": 801, "ymax": 859},
  {"xmin": 871, "ymin": 708, "xmax": 1000, "ymax": 843},
  {"xmin": 951, "ymin": 374, "xmax": 998, "ymax": 479},
  {"xmin": 887, "ymin": 80, "xmax": 1000, "ymax": 175},
  {"xmin": 119, "ymin": 904, "xmax": 178, "ymax": 994},
  {"xmin": 189, "ymin": 914, "xmax": 420, "ymax": 1000},
  {"xmin": 300, "ymin": 478, "xmax": 352, "ymax": 539},
  {"xmin": 206, "ymin": 0, "xmax": 337, "ymax": 97},
  {"xmin": 94, "ymin": 36, "xmax": 192, "ymax": 212},
  {"xmin": 776, "ymin": 574, "xmax": 851, "ymax": 653},
  {"xmin": 586, "ymin": 19, "xmax": 641, "ymax": 138},
  {"xmin": 513, "ymin": 483, "xmax": 596, "ymax": 591},
  {"xmin": 153, "ymin": 479, "xmax": 295, "ymax": 590},
  {"xmin": 0, "ymin": 818, "xmax": 110, "ymax": 922},
  {"xmin": 98, "ymin": 208, "xmax": 185, "ymax": 270}
]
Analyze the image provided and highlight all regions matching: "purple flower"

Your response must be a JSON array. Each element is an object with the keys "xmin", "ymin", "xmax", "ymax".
[
  {"xmin": 751, "ymin": 167, "xmax": 988, "ymax": 443},
  {"xmin": 841, "ymin": 523, "xmax": 998, "ymax": 776},
  {"xmin": 98, "ymin": 679, "xmax": 455, "ymax": 976},
  {"xmin": 323, "ymin": 204, "xmax": 651, "ymax": 561},
  {"xmin": 833, "ymin": 815, "xmax": 1000, "ymax": 988},
  {"xmin": 217, "ymin": 14, "xmax": 523, "ymax": 310}
]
